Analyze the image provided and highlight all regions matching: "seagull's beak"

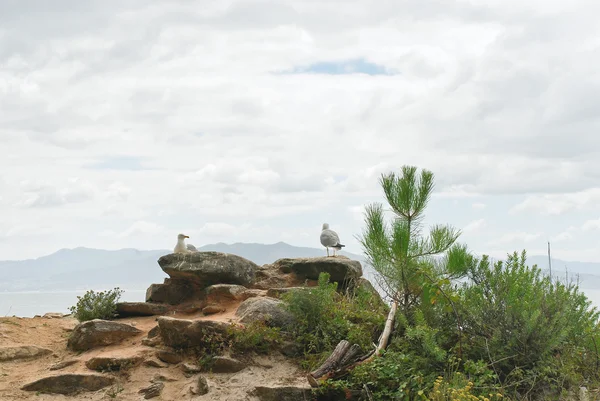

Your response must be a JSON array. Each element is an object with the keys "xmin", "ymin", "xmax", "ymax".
[{"xmin": 184, "ymin": 235, "xmax": 189, "ymax": 238}]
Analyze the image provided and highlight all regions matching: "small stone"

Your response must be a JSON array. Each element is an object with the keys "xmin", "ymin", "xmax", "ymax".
[
  {"xmin": 139, "ymin": 382, "xmax": 164, "ymax": 399},
  {"xmin": 182, "ymin": 362, "xmax": 202, "ymax": 374},
  {"xmin": 191, "ymin": 376, "xmax": 209, "ymax": 395},
  {"xmin": 0, "ymin": 345, "xmax": 53, "ymax": 362},
  {"xmin": 156, "ymin": 349, "xmax": 182, "ymax": 364},
  {"xmin": 211, "ymin": 356, "xmax": 245, "ymax": 373},
  {"xmin": 43, "ymin": 312, "xmax": 65, "ymax": 319},
  {"xmin": 85, "ymin": 356, "xmax": 143, "ymax": 371},
  {"xmin": 142, "ymin": 336, "xmax": 162, "ymax": 347},
  {"xmin": 49, "ymin": 359, "xmax": 78, "ymax": 371},
  {"xmin": 152, "ymin": 373, "xmax": 178, "ymax": 382}
]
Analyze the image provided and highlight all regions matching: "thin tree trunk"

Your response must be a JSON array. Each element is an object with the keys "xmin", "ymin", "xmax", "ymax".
[{"xmin": 376, "ymin": 299, "xmax": 398, "ymax": 354}]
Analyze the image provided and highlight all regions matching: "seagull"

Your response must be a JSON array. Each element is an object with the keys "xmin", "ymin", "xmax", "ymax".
[
  {"xmin": 320, "ymin": 223, "xmax": 345, "ymax": 257},
  {"xmin": 174, "ymin": 233, "xmax": 193, "ymax": 254}
]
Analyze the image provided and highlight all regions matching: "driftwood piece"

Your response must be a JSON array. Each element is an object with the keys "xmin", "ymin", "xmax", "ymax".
[
  {"xmin": 339, "ymin": 344, "xmax": 362, "ymax": 367},
  {"xmin": 307, "ymin": 340, "xmax": 351, "ymax": 387}
]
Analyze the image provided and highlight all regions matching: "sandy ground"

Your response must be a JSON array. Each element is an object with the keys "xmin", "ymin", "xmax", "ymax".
[{"xmin": 0, "ymin": 302, "xmax": 309, "ymax": 401}]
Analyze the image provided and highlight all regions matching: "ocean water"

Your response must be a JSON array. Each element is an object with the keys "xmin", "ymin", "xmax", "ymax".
[
  {"xmin": 0, "ymin": 289, "xmax": 147, "ymax": 317},
  {"xmin": 2, "ymin": 288, "xmax": 600, "ymax": 319}
]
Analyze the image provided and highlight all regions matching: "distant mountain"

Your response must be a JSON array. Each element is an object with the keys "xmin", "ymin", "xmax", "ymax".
[
  {"xmin": 1, "ymin": 243, "xmax": 598, "ymax": 293},
  {"xmin": 0, "ymin": 242, "xmax": 368, "ymax": 292}
]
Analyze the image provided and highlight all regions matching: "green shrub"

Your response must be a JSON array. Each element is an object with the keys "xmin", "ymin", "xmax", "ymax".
[
  {"xmin": 282, "ymin": 272, "xmax": 387, "ymax": 369},
  {"xmin": 229, "ymin": 321, "xmax": 284, "ymax": 355},
  {"xmin": 69, "ymin": 287, "xmax": 123, "ymax": 322}
]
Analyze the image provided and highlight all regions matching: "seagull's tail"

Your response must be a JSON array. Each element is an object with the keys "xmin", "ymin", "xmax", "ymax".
[{"xmin": 334, "ymin": 243, "xmax": 345, "ymax": 249}]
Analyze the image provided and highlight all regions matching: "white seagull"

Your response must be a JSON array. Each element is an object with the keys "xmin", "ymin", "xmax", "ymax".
[
  {"xmin": 320, "ymin": 223, "xmax": 345, "ymax": 257},
  {"xmin": 174, "ymin": 233, "xmax": 193, "ymax": 254}
]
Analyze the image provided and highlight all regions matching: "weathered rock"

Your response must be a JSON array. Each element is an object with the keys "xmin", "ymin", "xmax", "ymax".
[
  {"xmin": 21, "ymin": 374, "xmax": 115, "ymax": 395},
  {"xmin": 116, "ymin": 302, "xmax": 170, "ymax": 317},
  {"xmin": 85, "ymin": 355, "xmax": 143, "ymax": 371},
  {"xmin": 192, "ymin": 376, "xmax": 209, "ymax": 395},
  {"xmin": 152, "ymin": 373, "xmax": 178, "ymax": 382},
  {"xmin": 42, "ymin": 312, "xmax": 65, "ymax": 319},
  {"xmin": 144, "ymin": 358, "xmax": 167, "ymax": 368},
  {"xmin": 67, "ymin": 319, "xmax": 141, "ymax": 351},
  {"xmin": 211, "ymin": 356, "xmax": 245, "ymax": 373},
  {"xmin": 235, "ymin": 297, "xmax": 296, "ymax": 329},
  {"xmin": 139, "ymin": 382, "xmax": 164, "ymax": 399},
  {"xmin": 181, "ymin": 362, "xmax": 203, "ymax": 375},
  {"xmin": 145, "ymin": 279, "xmax": 199, "ymax": 305},
  {"xmin": 49, "ymin": 359, "xmax": 78, "ymax": 370},
  {"xmin": 202, "ymin": 305, "xmax": 226, "ymax": 315},
  {"xmin": 240, "ymin": 289, "xmax": 267, "ymax": 300},
  {"xmin": 157, "ymin": 316, "xmax": 232, "ymax": 349},
  {"xmin": 142, "ymin": 336, "xmax": 162, "ymax": 347},
  {"xmin": 266, "ymin": 287, "xmax": 310, "ymax": 298},
  {"xmin": 156, "ymin": 349, "xmax": 183, "ymax": 364},
  {"xmin": 205, "ymin": 284, "xmax": 248, "ymax": 303},
  {"xmin": 147, "ymin": 325, "xmax": 160, "ymax": 338},
  {"xmin": 251, "ymin": 386, "xmax": 313, "ymax": 401},
  {"xmin": 274, "ymin": 256, "xmax": 362, "ymax": 284},
  {"xmin": 252, "ymin": 264, "xmax": 302, "ymax": 290},
  {"xmin": 158, "ymin": 251, "xmax": 257, "ymax": 287},
  {"xmin": 0, "ymin": 345, "xmax": 53, "ymax": 362}
]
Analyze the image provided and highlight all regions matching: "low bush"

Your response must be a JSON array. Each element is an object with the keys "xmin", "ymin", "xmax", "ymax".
[{"xmin": 69, "ymin": 287, "xmax": 123, "ymax": 322}]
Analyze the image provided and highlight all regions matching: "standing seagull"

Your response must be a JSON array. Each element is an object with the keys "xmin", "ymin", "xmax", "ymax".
[
  {"xmin": 320, "ymin": 223, "xmax": 345, "ymax": 257},
  {"xmin": 174, "ymin": 233, "xmax": 192, "ymax": 254}
]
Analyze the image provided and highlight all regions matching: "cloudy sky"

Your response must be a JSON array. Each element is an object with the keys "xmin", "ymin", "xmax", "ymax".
[{"xmin": 1, "ymin": 0, "xmax": 599, "ymax": 262}]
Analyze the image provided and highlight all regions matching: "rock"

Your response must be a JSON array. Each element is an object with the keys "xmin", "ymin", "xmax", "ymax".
[
  {"xmin": 251, "ymin": 386, "xmax": 312, "ymax": 401},
  {"xmin": 202, "ymin": 305, "xmax": 226, "ymax": 315},
  {"xmin": 205, "ymin": 284, "xmax": 248, "ymax": 303},
  {"xmin": 85, "ymin": 355, "xmax": 143, "ymax": 371},
  {"xmin": 211, "ymin": 356, "xmax": 245, "ymax": 373},
  {"xmin": 158, "ymin": 251, "xmax": 257, "ymax": 287},
  {"xmin": 116, "ymin": 302, "xmax": 170, "ymax": 317},
  {"xmin": 240, "ymin": 289, "xmax": 267, "ymax": 300},
  {"xmin": 43, "ymin": 312, "xmax": 65, "ymax": 319},
  {"xmin": 139, "ymin": 382, "xmax": 164, "ymax": 399},
  {"xmin": 191, "ymin": 376, "xmax": 209, "ymax": 395},
  {"xmin": 49, "ymin": 359, "xmax": 78, "ymax": 370},
  {"xmin": 67, "ymin": 319, "xmax": 142, "ymax": 351},
  {"xmin": 142, "ymin": 336, "xmax": 162, "ymax": 347},
  {"xmin": 266, "ymin": 287, "xmax": 310, "ymax": 298},
  {"xmin": 235, "ymin": 297, "xmax": 296, "ymax": 329},
  {"xmin": 156, "ymin": 349, "xmax": 183, "ymax": 364},
  {"xmin": 0, "ymin": 345, "xmax": 53, "ymax": 362},
  {"xmin": 274, "ymin": 256, "xmax": 362, "ymax": 284},
  {"xmin": 146, "ymin": 279, "xmax": 198, "ymax": 305},
  {"xmin": 21, "ymin": 374, "xmax": 115, "ymax": 395},
  {"xmin": 152, "ymin": 373, "xmax": 178, "ymax": 382},
  {"xmin": 148, "ymin": 325, "xmax": 160, "ymax": 338},
  {"xmin": 144, "ymin": 358, "xmax": 167, "ymax": 368},
  {"xmin": 181, "ymin": 362, "xmax": 202, "ymax": 375},
  {"xmin": 157, "ymin": 316, "xmax": 232, "ymax": 349},
  {"xmin": 252, "ymin": 264, "xmax": 301, "ymax": 290}
]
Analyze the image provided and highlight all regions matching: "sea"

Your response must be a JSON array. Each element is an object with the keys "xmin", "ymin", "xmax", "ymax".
[
  {"xmin": 0, "ymin": 289, "xmax": 147, "ymax": 317},
  {"xmin": 2, "ymin": 288, "xmax": 600, "ymax": 318}
]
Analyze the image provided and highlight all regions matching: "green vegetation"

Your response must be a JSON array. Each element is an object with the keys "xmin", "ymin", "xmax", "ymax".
[
  {"xmin": 68, "ymin": 287, "xmax": 123, "ymax": 322},
  {"xmin": 282, "ymin": 165, "xmax": 600, "ymax": 400}
]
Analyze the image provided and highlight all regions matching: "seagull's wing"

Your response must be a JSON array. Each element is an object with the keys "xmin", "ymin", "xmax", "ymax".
[
  {"xmin": 186, "ymin": 244, "xmax": 198, "ymax": 252},
  {"xmin": 320, "ymin": 229, "xmax": 341, "ymax": 247}
]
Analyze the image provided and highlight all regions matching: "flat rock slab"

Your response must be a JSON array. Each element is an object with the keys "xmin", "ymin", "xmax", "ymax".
[
  {"xmin": 157, "ymin": 316, "xmax": 232, "ymax": 349},
  {"xmin": 116, "ymin": 302, "xmax": 170, "ymax": 317},
  {"xmin": 158, "ymin": 251, "xmax": 257, "ymax": 287},
  {"xmin": 49, "ymin": 359, "xmax": 78, "ymax": 370},
  {"xmin": 205, "ymin": 284, "xmax": 248, "ymax": 303},
  {"xmin": 85, "ymin": 355, "xmax": 144, "ymax": 371},
  {"xmin": 21, "ymin": 373, "xmax": 115, "ymax": 395},
  {"xmin": 274, "ymin": 256, "xmax": 363, "ymax": 283},
  {"xmin": 235, "ymin": 297, "xmax": 296, "ymax": 329},
  {"xmin": 67, "ymin": 319, "xmax": 142, "ymax": 351},
  {"xmin": 0, "ymin": 345, "xmax": 52, "ymax": 362}
]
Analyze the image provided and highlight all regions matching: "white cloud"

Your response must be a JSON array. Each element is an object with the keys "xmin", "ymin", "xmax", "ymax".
[
  {"xmin": 0, "ymin": 0, "xmax": 599, "ymax": 261},
  {"xmin": 582, "ymin": 218, "xmax": 600, "ymax": 231},
  {"xmin": 463, "ymin": 219, "xmax": 486, "ymax": 233},
  {"xmin": 494, "ymin": 232, "xmax": 542, "ymax": 245}
]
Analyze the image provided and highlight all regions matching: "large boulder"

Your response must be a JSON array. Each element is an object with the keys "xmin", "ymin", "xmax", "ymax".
[
  {"xmin": 116, "ymin": 302, "xmax": 170, "ymax": 317},
  {"xmin": 21, "ymin": 374, "xmax": 115, "ymax": 395},
  {"xmin": 158, "ymin": 252, "xmax": 257, "ymax": 287},
  {"xmin": 274, "ymin": 256, "xmax": 362, "ymax": 284},
  {"xmin": 67, "ymin": 319, "xmax": 142, "ymax": 351},
  {"xmin": 205, "ymin": 284, "xmax": 248, "ymax": 303},
  {"xmin": 0, "ymin": 345, "xmax": 52, "ymax": 362},
  {"xmin": 157, "ymin": 316, "xmax": 232, "ymax": 349},
  {"xmin": 235, "ymin": 297, "xmax": 295, "ymax": 329},
  {"xmin": 145, "ymin": 279, "xmax": 200, "ymax": 305}
]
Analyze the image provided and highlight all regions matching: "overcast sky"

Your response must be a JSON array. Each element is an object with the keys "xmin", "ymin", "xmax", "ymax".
[{"xmin": 1, "ymin": 0, "xmax": 599, "ymax": 262}]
